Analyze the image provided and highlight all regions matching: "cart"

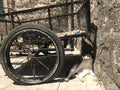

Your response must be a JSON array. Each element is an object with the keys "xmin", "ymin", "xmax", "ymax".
[{"xmin": 0, "ymin": 0, "xmax": 93, "ymax": 85}]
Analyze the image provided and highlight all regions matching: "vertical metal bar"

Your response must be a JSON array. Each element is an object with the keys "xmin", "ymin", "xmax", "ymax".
[
  {"xmin": 85, "ymin": 0, "xmax": 91, "ymax": 32},
  {"xmin": 12, "ymin": 0, "xmax": 15, "ymax": 8},
  {"xmin": 77, "ymin": 12, "xmax": 81, "ymax": 30},
  {"xmin": 70, "ymin": 0, "xmax": 74, "ymax": 30},
  {"xmin": 69, "ymin": 0, "xmax": 74, "ymax": 49},
  {"xmin": 11, "ymin": 13, "xmax": 15, "ymax": 28},
  {"xmin": 38, "ymin": 21, "xmax": 39, "ymax": 24},
  {"xmin": 1, "ymin": 32, "xmax": 3, "ymax": 40},
  {"xmin": 5, "ymin": 21, "xmax": 8, "ymax": 35},
  {"xmin": 68, "ymin": 0, "xmax": 74, "ymax": 31},
  {"xmin": 7, "ymin": 0, "xmax": 10, "ymax": 13},
  {"xmin": 48, "ymin": 8, "xmax": 53, "ymax": 30},
  {"xmin": 57, "ymin": 17, "xmax": 61, "ymax": 32},
  {"xmin": 0, "ymin": 32, "xmax": 1, "ymax": 41}
]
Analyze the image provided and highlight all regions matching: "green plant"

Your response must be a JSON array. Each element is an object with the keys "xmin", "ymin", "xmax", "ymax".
[{"xmin": 94, "ymin": 73, "xmax": 104, "ymax": 87}]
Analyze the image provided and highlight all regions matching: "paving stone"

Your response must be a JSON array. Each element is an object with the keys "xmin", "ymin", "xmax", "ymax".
[
  {"xmin": 57, "ymin": 78, "xmax": 86, "ymax": 90},
  {"xmin": 0, "ymin": 59, "xmax": 106, "ymax": 90},
  {"xmin": 84, "ymin": 75, "xmax": 106, "ymax": 90}
]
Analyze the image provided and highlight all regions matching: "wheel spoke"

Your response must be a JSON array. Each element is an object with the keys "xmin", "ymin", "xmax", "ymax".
[
  {"xmin": 16, "ymin": 61, "xmax": 29, "ymax": 74},
  {"xmin": 33, "ymin": 54, "xmax": 57, "ymax": 59},
  {"xmin": 27, "ymin": 33, "xmax": 37, "ymax": 79},
  {"xmin": 37, "ymin": 60, "xmax": 50, "ymax": 71},
  {"xmin": 12, "ymin": 58, "xmax": 27, "ymax": 68},
  {"xmin": 33, "ymin": 63, "xmax": 36, "ymax": 80},
  {"xmin": 29, "ymin": 62, "xmax": 36, "ymax": 79},
  {"xmin": 33, "ymin": 54, "xmax": 57, "ymax": 71}
]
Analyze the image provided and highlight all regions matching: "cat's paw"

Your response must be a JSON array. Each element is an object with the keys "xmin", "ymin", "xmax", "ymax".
[
  {"xmin": 77, "ymin": 76, "xmax": 85, "ymax": 82},
  {"xmin": 64, "ymin": 78, "xmax": 69, "ymax": 82},
  {"xmin": 90, "ymin": 71, "xmax": 95, "ymax": 76},
  {"xmin": 80, "ymin": 78, "xmax": 84, "ymax": 82}
]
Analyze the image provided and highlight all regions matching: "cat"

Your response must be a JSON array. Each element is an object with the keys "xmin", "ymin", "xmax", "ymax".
[{"xmin": 64, "ymin": 54, "xmax": 94, "ymax": 82}]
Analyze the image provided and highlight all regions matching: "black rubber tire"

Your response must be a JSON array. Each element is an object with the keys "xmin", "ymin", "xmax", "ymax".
[{"xmin": 0, "ymin": 23, "xmax": 64, "ymax": 85}]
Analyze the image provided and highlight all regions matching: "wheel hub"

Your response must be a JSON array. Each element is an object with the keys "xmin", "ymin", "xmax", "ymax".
[{"xmin": 27, "ymin": 52, "xmax": 34, "ymax": 61}]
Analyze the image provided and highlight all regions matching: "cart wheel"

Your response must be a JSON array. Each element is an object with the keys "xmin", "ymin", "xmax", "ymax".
[{"xmin": 0, "ymin": 23, "xmax": 64, "ymax": 85}]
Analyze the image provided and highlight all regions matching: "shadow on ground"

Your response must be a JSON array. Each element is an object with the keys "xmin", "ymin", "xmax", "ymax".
[{"xmin": 13, "ymin": 55, "xmax": 82, "ymax": 85}]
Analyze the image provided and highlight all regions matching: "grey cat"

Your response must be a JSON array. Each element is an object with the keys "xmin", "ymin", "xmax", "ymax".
[{"xmin": 64, "ymin": 54, "xmax": 94, "ymax": 82}]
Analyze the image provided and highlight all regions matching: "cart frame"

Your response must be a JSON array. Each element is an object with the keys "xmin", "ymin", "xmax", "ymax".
[{"xmin": 0, "ymin": 0, "xmax": 93, "ymax": 85}]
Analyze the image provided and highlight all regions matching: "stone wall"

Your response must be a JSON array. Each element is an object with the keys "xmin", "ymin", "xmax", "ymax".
[
  {"xmin": 8, "ymin": 0, "xmax": 59, "ymax": 10},
  {"xmin": 91, "ymin": 0, "xmax": 120, "ymax": 90}
]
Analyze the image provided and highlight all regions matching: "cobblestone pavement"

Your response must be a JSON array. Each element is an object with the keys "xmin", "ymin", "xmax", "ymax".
[{"xmin": 0, "ymin": 55, "xmax": 106, "ymax": 90}]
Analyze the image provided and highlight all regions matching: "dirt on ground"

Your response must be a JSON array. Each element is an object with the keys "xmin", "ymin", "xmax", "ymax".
[{"xmin": 0, "ymin": 54, "xmax": 106, "ymax": 90}]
